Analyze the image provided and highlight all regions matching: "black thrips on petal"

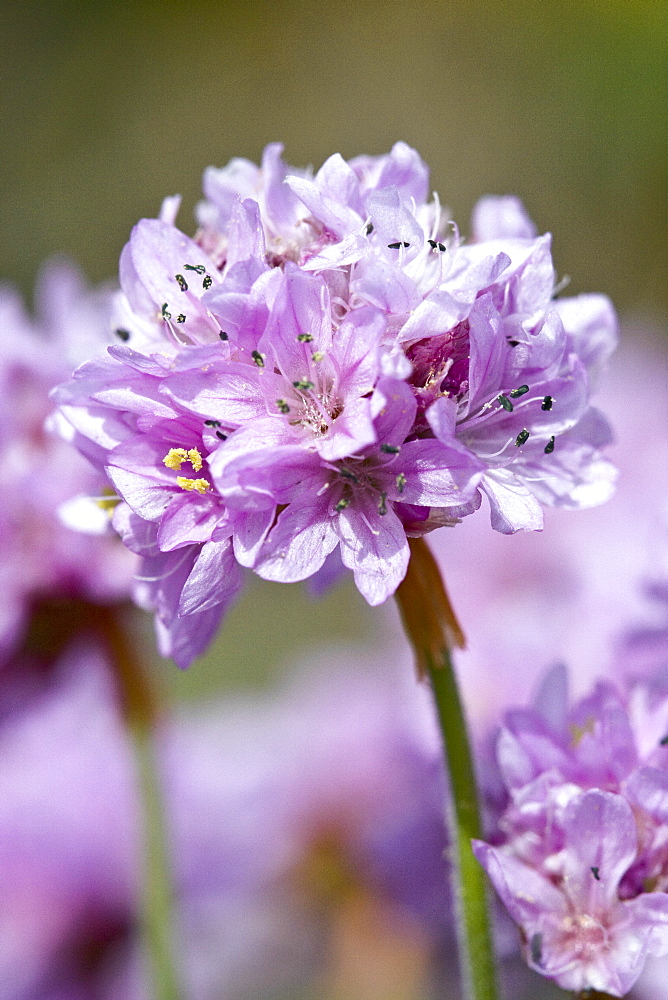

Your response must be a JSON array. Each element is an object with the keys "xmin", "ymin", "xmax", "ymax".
[
  {"xmin": 115, "ymin": 328, "xmax": 130, "ymax": 341},
  {"xmin": 591, "ymin": 866, "xmax": 601, "ymax": 881}
]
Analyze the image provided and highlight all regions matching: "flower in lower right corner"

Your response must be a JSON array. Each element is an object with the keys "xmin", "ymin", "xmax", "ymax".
[{"xmin": 473, "ymin": 664, "xmax": 668, "ymax": 996}]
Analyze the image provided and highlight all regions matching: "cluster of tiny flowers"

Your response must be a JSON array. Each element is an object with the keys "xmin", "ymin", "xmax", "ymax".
[
  {"xmin": 53, "ymin": 142, "xmax": 617, "ymax": 666},
  {"xmin": 0, "ymin": 262, "xmax": 135, "ymax": 657},
  {"xmin": 474, "ymin": 665, "xmax": 668, "ymax": 996}
]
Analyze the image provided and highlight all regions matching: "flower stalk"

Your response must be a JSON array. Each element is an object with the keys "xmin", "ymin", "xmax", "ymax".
[
  {"xmin": 100, "ymin": 607, "xmax": 182, "ymax": 1000},
  {"xmin": 396, "ymin": 538, "xmax": 499, "ymax": 1000}
]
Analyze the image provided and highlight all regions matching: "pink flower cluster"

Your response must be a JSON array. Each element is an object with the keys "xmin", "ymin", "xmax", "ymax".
[
  {"xmin": 0, "ymin": 262, "xmax": 135, "ymax": 657},
  {"xmin": 474, "ymin": 664, "xmax": 668, "ymax": 996},
  {"xmin": 54, "ymin": 143, "xmax": 617, "ymax": 665}
]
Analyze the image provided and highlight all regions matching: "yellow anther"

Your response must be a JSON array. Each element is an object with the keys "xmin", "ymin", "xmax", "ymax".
[
  {"xmin": 570, "ymin": 717, "xmax": 596, "ymax": 748},
  {"xmin": 176, "ymin": 476, "xmax": 209, "ymax": 494},
  {"xmin": 163, "ymin": 446, "xmax": 204, "ymax": 473},
  {"xmin": 95, "ymin": 487, "xmax": 121, "ymax": 512},
  {"xmin": 163, "ymin": 447, "xmax": 188, "ymax": 470}
]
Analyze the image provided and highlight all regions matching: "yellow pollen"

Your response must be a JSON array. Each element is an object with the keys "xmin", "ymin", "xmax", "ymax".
[
  {"xmin": 176, "ymin": 476, "xmax": 209, "ymax": 493},
  {"xmin": 163, "ymin": 446, "xmax": 204, "ymax": 473},
  {"xmin": 95, "ymin": 487, "xmax": 121, "ymax": 512},
  {"xmin": 163, "ymin": 447, "xmax": 188, "ymax": 470}
]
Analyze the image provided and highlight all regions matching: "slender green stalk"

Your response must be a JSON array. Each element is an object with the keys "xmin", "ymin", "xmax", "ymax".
[
  {"xmin": 427, "ymin": 648, "xmax": 498, "ymax": 1000},
  {"xmin": 132, "ymin": 720, "xmax": 183, "ymax": 1000},
  {"xmin": 100, "ymin": 607, "xmax": 182, "ymax": 1000},
  {"xmin": 395, "ymin": 539, "xmax": 499, "ymax": 1000}
]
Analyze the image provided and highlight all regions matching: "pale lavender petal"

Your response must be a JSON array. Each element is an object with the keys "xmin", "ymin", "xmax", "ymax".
[
  {"xmin": 157, "ymin": 494, "xmax": 224, "ymax": 551},
  {"xmin": 389, "ymin": 438, "xmax": 483, "ymax": 506},
  {"xmin": 335, "ymin": 495, "xmax": 409, "ymax": 605},
  {"xmin": 481, "ymin": 470, "xmax": 545, "ymax": 533},
  {"xmin": 625, "ymin": 767, "xmax": 668, "ymax": 822},
  {"xmin": 562, "ymin": 790, "xmax": 637, "ymax": 912},
  {"xmin": 255, "ymin": 499, "xmax": 339, "ymax": 583},
  {"xmin": 229, "ymin": 508, "xmax": 276, "ymax": 568},
  {"xmin": 471, "ymin": 196, "xmax": 537, "ymax": 241},
  {"xmin": 178, "ymin": 538, "xmax": 242, "ymax": 616}
]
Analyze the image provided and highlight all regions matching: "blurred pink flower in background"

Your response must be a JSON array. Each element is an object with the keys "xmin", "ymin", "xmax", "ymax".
[{"xmin": 0, "ymin": 261, "xmax": 136, "ymax": 659}]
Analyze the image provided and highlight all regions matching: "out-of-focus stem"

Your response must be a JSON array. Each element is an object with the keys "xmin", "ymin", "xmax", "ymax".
[
  {"xmin": 100, "ymin": 607, "xmax": 182, "ymax": 1000},
  {"xmin": 395, "ymin": 538, "xmax": 499, "ymax": 1000}
]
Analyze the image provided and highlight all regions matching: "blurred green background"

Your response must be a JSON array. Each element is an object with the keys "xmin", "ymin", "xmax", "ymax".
[{"xmin": 2, "ymin": 0, "xmax": 666, "ymax": 702}]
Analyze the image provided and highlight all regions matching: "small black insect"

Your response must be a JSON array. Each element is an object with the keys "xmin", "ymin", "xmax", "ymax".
[{"xmin": 115, "ymin": 328, "xmax": 130, "ymax": 341}]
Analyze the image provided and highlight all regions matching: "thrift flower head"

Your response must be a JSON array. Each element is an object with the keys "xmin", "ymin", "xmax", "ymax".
[
  {"xmin": 474, "ymin": 664, "xmax": 668, "ymax": 996},
  {"xmin": 54, "ymin": 143, "xmax": 617, "ymax": 665}
]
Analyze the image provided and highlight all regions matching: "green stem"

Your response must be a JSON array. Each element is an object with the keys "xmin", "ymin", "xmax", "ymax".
[
  {"xmin": 99, "ymin": 607, "xmax": 182, "ymax": 1000},
  {"xmin": 132, "ymin": 719, "xmax": 183, "ymax": 1000},
  {"xmin": 395, "ymin": 538, "xmax": 499, "ymax": 1000},
  {"xmin": 427, "ymin": 649, "xmax": 498, "ymax": 1000}
]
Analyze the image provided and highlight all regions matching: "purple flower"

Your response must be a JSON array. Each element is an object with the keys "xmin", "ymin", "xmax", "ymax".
[
  {"xmin": 0, "ymin": 639, "xmax": 454, "ymax": 1000},
  {"xmin": 0, "ymin": 263, "xmax": 136, "ymax": 658},
  {"xmin": 474, "ymin": 664, "xmax": 668, "ymax": 996},
  {"xmin": 423, "ymin": 331, "xmax": 668, "ymax": 732},
  {"xmin": 53, "ymin": 143, "xmax": 617, "ymax": 664}
]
